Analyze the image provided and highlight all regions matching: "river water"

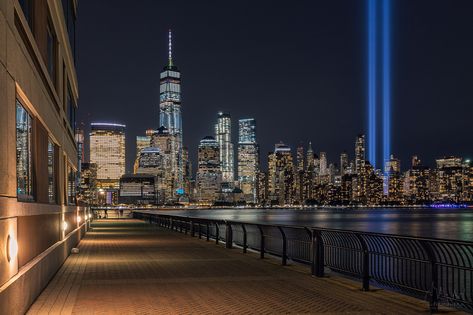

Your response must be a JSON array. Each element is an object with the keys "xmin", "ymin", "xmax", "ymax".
[{"xmin": 151, "ymin": 208, "xmax": 473, "ymax": 241}]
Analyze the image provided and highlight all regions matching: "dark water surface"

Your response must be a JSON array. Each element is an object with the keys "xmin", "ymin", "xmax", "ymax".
[{"xmin": 151, "ymin": 208, "xmax": 473, "ymax": 241}]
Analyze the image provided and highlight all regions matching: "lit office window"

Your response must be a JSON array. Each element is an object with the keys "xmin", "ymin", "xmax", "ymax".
[
  {"xmin": 48, "ymin": 139, "xmax": 56, "ymax": 203},
  {"xmin": 67, "ymin": 164, "xmax": 76, "ymax": 205},
  {"xmin": 16, "ymin": 100, "xmax": 33, "ymax": 200}
]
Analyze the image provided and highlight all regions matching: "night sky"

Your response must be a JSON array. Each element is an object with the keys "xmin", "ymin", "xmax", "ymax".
[{"xmin": 77, "ymin": 0, "xmax": 473, "ymax": 173}]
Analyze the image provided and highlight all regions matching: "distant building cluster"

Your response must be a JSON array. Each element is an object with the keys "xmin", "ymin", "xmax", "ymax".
[{"xmin": 75, "ymin": 31, "xmax": 473, "ymax": 208}]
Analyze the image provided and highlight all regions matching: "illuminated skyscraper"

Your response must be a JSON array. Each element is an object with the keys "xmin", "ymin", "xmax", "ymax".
[
  {"xmin": 384, "ymin": 154, "xmax": 402, "ymax": 202},
  {"xmin": 435, "ymin": 157, "xmax": 469, "ymax": 202},
  {"xmin": 268, "ymin": 142, "xmax": 295, "ymax": 205},
  {"xmin": 134, "ymin": 135, "xmax": 151, "ymax": 173},
  {"xmin": 319, "ymin": 152, "xmax": 328, "ymax": 176},
  {"xmin": 355, "ymin": 134, "xmax": 366, "ymax": 175},
  {"xmin": 340, "ymin": 151, "xmax": 348, "ymax": 176},
  {"xmin": 215, "ymin": 112, "xmax": 234, "ymax": 183},
  {"xmin": 237, "ymin": 118, "xmax": 258, "ymax": 203},
  {"xmin": 197, "ymin": 136, "xmax": 222, "ymax": 203},
  {"xmin": 159, "ymin": 29, "xmax": 183, "ymax": 195},
  {"xmin": 90, "ymin": 123, "xmax": 126, "ymax": 189},
  {"xmin": 297, "ymin": 144, "xmax": 305, "ymax": 172},
  {"xmin": 151, "ymin": 126, "xmax": 174, "ymax": 203}
]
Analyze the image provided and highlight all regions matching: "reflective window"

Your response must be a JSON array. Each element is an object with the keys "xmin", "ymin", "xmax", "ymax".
[
  {"xmin": 66, "ymin": 83, "xmax": 75, "ymax": 131},
  {"xmin": 16, "ymin": 100, "xmax": 33, "ymax": 200},
  {"xmin": 62, "ymin": 0, "xmax": 76, "ymax": 62},
  {"xmin": 46, "ymin": 19, "xmax": 57, "ymax": 86},
  {"xmin": 18, "ymin": 0, "xmax": 33, "ymax": 29},
  {"xmin": 48, "ymin": 139, "xmax": 56, "ymax": 203}
]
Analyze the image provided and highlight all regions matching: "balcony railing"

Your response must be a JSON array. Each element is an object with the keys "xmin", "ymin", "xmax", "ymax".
[{"xmin": 133, "ymin": 211, "xmax": 473, "ymax": 313}]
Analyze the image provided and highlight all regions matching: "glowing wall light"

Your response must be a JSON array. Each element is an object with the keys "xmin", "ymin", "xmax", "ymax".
[
  {"xmin": 62, "ymin": 221, "xmax": 68, "ymax": 231},
  {"xmin": 6, "ymin": 234, "xmax": 18, "ymax": 262},
  {"xmin": 77, "ymin": 216, "xmax": 82, "ymax": 224}
]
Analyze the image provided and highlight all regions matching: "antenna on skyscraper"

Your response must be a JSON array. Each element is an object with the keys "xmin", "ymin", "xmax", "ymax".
[{"xmin": 168, "ymin": 29, "xmax": 173, "ymax": 66}]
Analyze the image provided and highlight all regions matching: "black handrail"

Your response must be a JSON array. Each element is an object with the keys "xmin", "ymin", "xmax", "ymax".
[{"xmin": 134, "ymin": 211, "xmax": 473, "ymax": 313}]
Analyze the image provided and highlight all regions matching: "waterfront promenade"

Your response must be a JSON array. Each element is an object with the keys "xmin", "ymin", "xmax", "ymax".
[{"xmin": 28, "ymin": 219, "xmax": 462, "ymax": 314}]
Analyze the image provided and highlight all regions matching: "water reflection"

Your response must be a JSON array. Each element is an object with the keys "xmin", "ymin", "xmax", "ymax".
[{"xmin": 152, "ymin": 208, "xmax": 473, "ymax": 241}]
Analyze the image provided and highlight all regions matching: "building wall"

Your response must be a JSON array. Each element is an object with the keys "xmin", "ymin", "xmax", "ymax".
[{"xmin": 0, "ymin": 0, "xmax": 85, "ymax": 313}]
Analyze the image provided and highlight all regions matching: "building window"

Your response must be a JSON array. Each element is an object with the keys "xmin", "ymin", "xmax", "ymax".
[
  {"xmin": 18, "ymin": 0, "xmax": 34, "ymax": 30},
  {"xmin": 48, "ymin": 139, "xmax": 56, "ymax": 203},
  {"xmin": 67, "ymin": 164, "xmax": 76, "ymax": 205},
  {"xmin": 46, "ymin": 18, "xmax": 57, "ymax": 86},
  {"xmin": 16, "ymin": 100, "xmax": 34, "ymax": 200},
  {"xmin": 62, "ymin": 0, "xmax": 76, "ymax": 62},
  {"xmin": 66, "ymin": 84, "xmax": 75, "ymax": 131}
]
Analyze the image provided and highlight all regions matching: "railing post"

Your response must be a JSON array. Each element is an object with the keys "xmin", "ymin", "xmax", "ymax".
[
  {"xmin": 355, "ymin": 234, "xmax": 370, "ymax": 291},
  {"xmin": 206, "ymin": 223, "xmax": 210, "ymax": 241},
  {"xmin": 198, "ymin": 223, "xmax": 202, "ymax": 239},
  {"xmin": 242, "ymin": 224, "xmax": 247, "ymax": 253},
  {"xmin": 258, "ymin": 225, "xmax": 265, "ymax": 259},
  {"xmin": 215, "ymin": 223, "xmax": 219, "ymax": 244},
  {"xmin": 278, "ymin": 227, "xmax": 287, "ymax": 266},
  {"xmin": 226, "ymin": 222, "xmax": 233, "ymax": 249},
  {"xmin": 312, "ymin": 229, "xmax": 324, "ymax": 277},
  {"xmin": 170, "ymin": 218, "xmax": 173, "ymax": 230},
  {"xmin": 421, "ymin": 241, "xmax": 439, "ymax": 313},
  {"xmin": 190, "ymin": 220, "xmax": 195, "ymax": 237}
]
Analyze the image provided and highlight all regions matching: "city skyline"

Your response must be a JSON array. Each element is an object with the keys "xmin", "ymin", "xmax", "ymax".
[
  {"xmin": 2, "ymin": 1, "xmax": 473, "ymax": 313},
  {"xmin": 77, "ymin": 0, "xmax": 473, "ymax": 173}
]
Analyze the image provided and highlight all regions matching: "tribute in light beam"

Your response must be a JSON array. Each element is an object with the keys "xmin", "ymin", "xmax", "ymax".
[
  {"xmin": 367, "ymin": 0, "xmax": 377, "ymax": 168},
  {"xmin": 382, "ymin": 0, "xmax": 391, "ymax": 169}
]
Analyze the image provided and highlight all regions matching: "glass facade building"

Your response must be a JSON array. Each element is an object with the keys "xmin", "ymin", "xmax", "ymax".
[
  {"xmin": 215, "ymin": 112, "xmax": 234, "ymax": 184},
  {"xmin": 89, "ymin": 123, "xmax": 126, "ymax": 189},
  {"xmin": 159, "ymin": 30, "xmax": 183, "ymax": 196},
  {"xmin": 197, "ymin": 136, "xmax": 222, "ymax": 203},
  {"xmin": 237, "ymin": 118, "xmax": 258, "ymax": 203}
]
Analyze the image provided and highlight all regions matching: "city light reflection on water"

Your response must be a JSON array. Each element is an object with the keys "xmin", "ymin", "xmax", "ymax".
[{"xmin": 153, "ymin": 208, "xmax": 473, "ymax": 241}]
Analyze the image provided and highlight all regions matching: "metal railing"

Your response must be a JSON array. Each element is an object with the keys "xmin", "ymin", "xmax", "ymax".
[{"xmin": 133, "ymin": 211, "xmax": 473, "ymax": 313}]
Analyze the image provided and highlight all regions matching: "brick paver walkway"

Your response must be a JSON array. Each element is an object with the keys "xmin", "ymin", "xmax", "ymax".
[{"xmin": 28, "ymin": 219, "xmax": 462, "ymax": 314}]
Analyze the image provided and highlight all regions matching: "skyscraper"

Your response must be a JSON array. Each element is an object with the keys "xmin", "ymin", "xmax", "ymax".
[
  {"xmin": 319, "ymin": 152, "xmax": 328, "ymax": 176},
  {"xmin": 215, "ymin": 112, "xmax": 234, "ymax": 184},
  {"xmin": 355, "ymin": 134, "xmax": 366, "ymax": 175},
  {"xmin": 268, "ymin": 142, "xmax": 295, "ymax": 205},
  {"xmin": 159, "ymin": 30, "xmax": 183, "ymax": 196},
  {"xmin": 90, "ymin": 123, "xmax": 126, "ymax": 189},
  {"xmin": 197, "ymin": 136, "xmax": 222, "ymax": 203},
  {"xmin": 297, "ymin": 144, "xmax": 305, "ymax": 172},
  {"xmin": 340, "ymin": 151, "xmax": 348, "ymax": 176},
  {"xmin": 237, "ymin": 118, "xmax": 259, "ymax": 203},
  {"xmin": 134, "ymin": 135, "xmax": 151, "ymax": 173},
  {"xmin": 151, "ymin": 126, "xmax": 174, "ymax": 203}
]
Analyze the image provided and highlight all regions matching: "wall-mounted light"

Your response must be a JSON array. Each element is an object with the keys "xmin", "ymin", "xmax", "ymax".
[
  {"xmin": 62, "ymin": 221, "xmax": 68, "ymax": 231},
  {"xmin": 77, "ymin": 216, "xmax": 82, "ymax": 223},
  {"xmin": 6, "ymin": 234, "xmax": 18, "ymax": 262}
]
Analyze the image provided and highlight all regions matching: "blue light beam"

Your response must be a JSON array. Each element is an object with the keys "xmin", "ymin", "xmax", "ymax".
[
  {"xmin": 367, "ymin": 0, "xmax": 377, "ymax": 168},
  {"xmin": 382, "ymin": 0, "xmax": 391, "ymax": 169}
]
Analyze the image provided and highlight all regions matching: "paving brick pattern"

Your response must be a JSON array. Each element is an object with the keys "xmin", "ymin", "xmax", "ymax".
[{"xmin": 27, "ymin": 220, "xmax": 463, "ymax": 314}]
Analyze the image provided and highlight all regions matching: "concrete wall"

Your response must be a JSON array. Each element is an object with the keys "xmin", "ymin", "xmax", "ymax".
[
  {"xmin": 0, "ymin": 0, "xmax": 83, "ymax": 313},
  {"xmin": 0, "ymin": 218, "xmax": 86, "ymax": 315}
]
